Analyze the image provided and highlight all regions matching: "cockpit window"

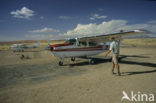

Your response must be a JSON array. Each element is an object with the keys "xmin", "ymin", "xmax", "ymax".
[
  {"xmin": 79, "ymin": 41, "xmax": 97, "ymax": 46},
  {"xmin": 65, "ymin": 38, "xmax": 97, "ymax": 46},
  {"xmin": 65, "ymin": 39, "xmax": 76, "ymax": 45}
]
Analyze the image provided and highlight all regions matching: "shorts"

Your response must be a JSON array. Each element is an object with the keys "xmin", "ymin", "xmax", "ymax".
[{"xmin": 112, "ymin": 54, "xmax": 119, "ymax": 64}]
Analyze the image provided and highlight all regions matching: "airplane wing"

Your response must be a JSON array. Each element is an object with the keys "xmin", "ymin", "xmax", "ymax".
[{"xmin": 78, "ymin": 29, "xmax": 148, "ymax": 43}]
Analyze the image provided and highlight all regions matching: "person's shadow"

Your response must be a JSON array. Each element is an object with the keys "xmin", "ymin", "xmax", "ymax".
[{"xmin": 121, "ymin": 70, "xmax": 156, "ymax": 76}]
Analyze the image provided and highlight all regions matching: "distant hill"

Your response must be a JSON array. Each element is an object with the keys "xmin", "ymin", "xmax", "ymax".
[
  {"xmin": 122, "ymin": 38, "xmax": 156, "ymax": 46},
  {"xmin": 123, "ymin": 35, "xmax": 156, "ymax": 39}
]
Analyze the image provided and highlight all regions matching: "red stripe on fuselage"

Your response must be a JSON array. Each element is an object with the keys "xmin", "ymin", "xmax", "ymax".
[{"xmin": 52, "ymin": 45, "xmax": 104, "ymax": 52}]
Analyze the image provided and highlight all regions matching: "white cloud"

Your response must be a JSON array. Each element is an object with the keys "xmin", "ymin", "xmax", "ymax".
[
  {"xmin": 148, "ymin": 20, "xmax": 156, "ymax": 24},
  {"xmin": 24, "ymin": 33, "xmax": 70, "ymax": 40},
  {"xmin": 29, "ymin": 27, "xmax": 60, "ymax": 33},
  {"xmin": 98, "ymin": 8, "xmax": 103, "ymax": 11},
  {"xmin": 10, "ymin": 7, "xmax": 34, "ymax": 19},
  {"xmin": 59, "ymin": 16, "xmax": 71, "ymax": 20},
  {"xmin": 24, "ymin": 34, "xmax": 51, "ymax": 40},
  {"xmin": 40, "ymin": 16, "xmax": 44, "ymax": 19},
  {"xmin": 65, "ymin": 20, "xmax": 156, "ymax": 36},
  {"xmin": 90, "ymin": 14, "xmax": 107, "ymax": 20}
]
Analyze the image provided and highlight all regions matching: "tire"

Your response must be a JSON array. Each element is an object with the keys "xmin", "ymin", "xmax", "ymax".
[
  {"xmin": 89, "ymin": 59, "xmax": 94, "ymax": 64},
  {"xmin": 59, "ymin": 61, "xmax": 63, "ymax": 66},
  {"xmin": 71, "ymin": 57, "xmax": 75, "ymax": 61},
  {"xmin": 20, "ymin": 54, "xmax": 25, "ymax": 59}
]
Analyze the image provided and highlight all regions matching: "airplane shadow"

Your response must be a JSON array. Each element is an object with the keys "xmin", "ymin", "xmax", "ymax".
[
  {"xmin": 118, "ymin": 55, "xmax": 156, "ymax": 68},
  {"xmin": 69, "ymin": 55, "xmax": 156, "ymax": 75},
  {"xmin": 69, "ymin": 58, "xmax": 111, "ymax": 66}
]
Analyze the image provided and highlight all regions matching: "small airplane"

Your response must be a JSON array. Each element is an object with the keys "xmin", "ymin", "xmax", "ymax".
[
  {"xmin": 45, "ymin": 40, "xmax": 51, "ymax": 50},
  {"xmin": 11, "ymin": 41, "xmax": 40, "ymax": 52},
  {"xmin": 49, "ymin": 29, "xmax": 148, "ymax": 66}
]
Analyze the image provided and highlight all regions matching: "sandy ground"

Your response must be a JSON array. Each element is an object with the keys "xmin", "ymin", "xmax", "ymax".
[{"xmin": 0, "ymin": 46, "xmax": 156, "ymax": 103}]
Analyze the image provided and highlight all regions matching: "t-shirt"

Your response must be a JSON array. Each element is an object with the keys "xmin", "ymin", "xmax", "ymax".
[{"xmin": 109, "ymin": 41, "xmax": 120, "ymax": 54}]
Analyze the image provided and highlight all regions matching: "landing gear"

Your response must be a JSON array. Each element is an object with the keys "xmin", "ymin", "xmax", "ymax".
[
  {"xmin": 58, "ymin": 61, "xmax": 63, "ymax": 66},
  {"xmin": 89, "ymin": 59, "xmax": 95, "ymax": 64},
  {"xmin": 71, "ymin": 57, "xmax": 75, "ymax": 61},
  {"xmin": 58, "ymin": 58, "xmax": 63, "ymax": 66},
  {"xmin": 20, "ymin": 54, "xmax": 25, "ymax": 59}
]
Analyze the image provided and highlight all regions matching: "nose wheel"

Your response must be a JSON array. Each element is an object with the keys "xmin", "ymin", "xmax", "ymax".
[{"xmin": 71, "ymin": 57, "xmax": 75, "ymax": 61}]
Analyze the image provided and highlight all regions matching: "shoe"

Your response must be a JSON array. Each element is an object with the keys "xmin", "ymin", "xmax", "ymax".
[
  {"xmin": 112, "ymin": 70, "xmax": 115, "ymax": 74},
  {"xmin": 118, "ymin": 72, "xmax": 121, "ymax": 76},
  {"xmin": 112, "ymin": 71, "xmax": 115, "ymax": 74}
]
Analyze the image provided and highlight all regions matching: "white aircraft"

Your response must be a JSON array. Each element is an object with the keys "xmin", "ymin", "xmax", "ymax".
[
  {"xmin": 11, "ymin": 41, "xmax": 40, "ymax": 52},
  {"xmin": 49, "ymin": 29, "xmax": 148, "ymax": 66}
]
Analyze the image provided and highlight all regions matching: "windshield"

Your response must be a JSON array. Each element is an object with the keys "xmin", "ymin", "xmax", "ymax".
[{"xmin": 65, "ymin": 38, "xmax": 76, "ymax": 45}]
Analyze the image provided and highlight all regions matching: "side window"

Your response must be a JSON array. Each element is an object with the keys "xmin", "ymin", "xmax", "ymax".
[
  {"xmin": 89, "ymin": 42, "xmax": 97, "ymax": 46},
  {"xmin": 79, "ymin": 41, "xmax": 87, "ymax": 46}
]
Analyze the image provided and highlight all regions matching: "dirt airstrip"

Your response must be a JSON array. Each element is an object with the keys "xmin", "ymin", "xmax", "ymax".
[{"xmin": 0, "ymin": 46, "xmax": 156, "ymax": 103}]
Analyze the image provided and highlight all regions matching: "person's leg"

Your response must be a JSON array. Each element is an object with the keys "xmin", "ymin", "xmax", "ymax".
[
  {"xmin": 112, "ymin": 61, "xmax": 115, "ymax": 74},
  {"xmin": 115, "ymin": 64, "xmax": 121, "ymax": 76},
  {"xmin": 114, "ymin": 54, "xmax": 121, "ymax": 76}
]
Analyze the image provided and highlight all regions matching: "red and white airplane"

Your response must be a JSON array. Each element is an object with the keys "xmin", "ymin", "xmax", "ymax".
[{"xmin": 50, "ymin": 29, "xmax": 148, "ymax": 66}]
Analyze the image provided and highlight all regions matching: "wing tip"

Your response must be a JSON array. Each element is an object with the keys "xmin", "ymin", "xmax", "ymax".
[{"xmin": 134, "ymin": 29, "xmax": 150, "ymax": 33}]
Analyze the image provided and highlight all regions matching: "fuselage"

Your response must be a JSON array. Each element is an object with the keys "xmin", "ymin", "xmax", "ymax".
[
  {"xmin": 50, "ymin": 39, "xmax": 109, "ymax": 58},
  {"xmin": 10, "ymin": 42, "xmax": 40, "ymax": 52}
]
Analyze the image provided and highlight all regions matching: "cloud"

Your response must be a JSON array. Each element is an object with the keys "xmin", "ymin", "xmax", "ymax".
[
  {"xmin": 65, "ymin": 19, "xmax": 156, "ymax": 36},
  {"xmin": 40, "ymin": 16, "xmax": 44, "ymax": 19},
  {"xmin": 98, "ymin": 8, "xmax": 103, "ymax": 11},
  {"xmin": 90, "ymin": 14, "xmax": 107, "ymax": 20},
  {"xmin": 148, "ymin": 20, "xmax": 156, "ymax": 24},
  {"xmin": 59, "ymin": 16, "xmax": 72, "ymax": 20},
  {"xmin": 10, "ymin": 7, "xmax": 34, "ymax": 19},
  {"xmin": 24, "ymin": 34, "xmax": 51, "ymax": 40},
  {"xmin": 29, "ymin": 27, "xmax": 60, "ymax": 33},
  {"xmin": 24, "ymin": 33, "xmax": 70, "ymax": 40}
]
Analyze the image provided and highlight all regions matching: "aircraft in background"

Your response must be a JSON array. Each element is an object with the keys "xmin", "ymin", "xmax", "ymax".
[
  {"xmin": 11, "ymin": 41, "xmax": 40, "ymax": 52},
  {"xmin": 45, "ymin": 40, "xmax": 51, "ymax": 50},
  {"xmin": 49, "ymin": 29, "xmax": 148, "ymax": 66}
]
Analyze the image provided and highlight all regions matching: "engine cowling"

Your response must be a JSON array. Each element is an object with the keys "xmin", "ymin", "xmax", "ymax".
[{"xmin": 50, "ymin": 43, "xmax": 71, "ymax": 51}]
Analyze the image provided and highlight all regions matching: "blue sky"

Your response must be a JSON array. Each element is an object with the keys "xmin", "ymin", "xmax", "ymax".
[{"xmin": 0, "ymin": 0, "xmax": 156, "ymax": 41}]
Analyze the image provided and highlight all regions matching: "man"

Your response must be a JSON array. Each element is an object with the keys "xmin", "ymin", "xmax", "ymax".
[{"xmin": 104, "ymin": 37, "xmax": 121, "ymax": 76}]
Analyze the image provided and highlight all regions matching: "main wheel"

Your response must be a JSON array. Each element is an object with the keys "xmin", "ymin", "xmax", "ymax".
[
  {"xmin": 58, "ymin": 61, "xmax": 63, "ymax": 66},
  {"xmin": 20, "ymin": 54, "xmax": 25, "ymax": 59},
  {"xmin": 89, "ymin": 59, "xmax": 95, "ymax": 64},
  {"xmin": 71, "ymin": 57, "xmax": 75, "ymax": 61}
]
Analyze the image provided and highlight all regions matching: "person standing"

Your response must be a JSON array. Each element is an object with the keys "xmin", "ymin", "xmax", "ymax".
[{"xmin": 104, "ymin": 37, "xmax": 121, "ymax": 76}]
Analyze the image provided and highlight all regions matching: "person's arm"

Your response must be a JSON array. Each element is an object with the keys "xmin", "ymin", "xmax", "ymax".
[
  {"xmin": 104, "ymin": 50, "xmax": 112, "ymax": 57},
  {"xmin": 104, "ymin": 42, "xmax": 113, "ymax": 57}
]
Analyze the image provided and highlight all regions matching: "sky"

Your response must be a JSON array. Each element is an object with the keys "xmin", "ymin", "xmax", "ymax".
[{"xmin": 0, "ymin": 0, "xmax": 156, "ymax": 41}]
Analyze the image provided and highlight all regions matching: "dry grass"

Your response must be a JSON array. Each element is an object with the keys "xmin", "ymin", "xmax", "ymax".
[{"xmin": 0, "ymin": 46, "xmax": 10, "ymax": 51}]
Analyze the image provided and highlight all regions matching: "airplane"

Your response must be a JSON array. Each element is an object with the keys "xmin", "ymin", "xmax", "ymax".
[
  {"xmin": 10, "ymin": 41, "xmax": 40, "ymax": 52},
  {"xmin": 45, "ymin": 40, "xmax": 51, "ymax": 50},
  {"xmin": 49, "ymin": 29, "xmax": 148, "ymax": 66}
]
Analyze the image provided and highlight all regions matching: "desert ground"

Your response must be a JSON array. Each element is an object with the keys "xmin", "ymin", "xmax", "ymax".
[{"xmin": 0, "ymin": 39, "xmax": 156, "ymax": 103}]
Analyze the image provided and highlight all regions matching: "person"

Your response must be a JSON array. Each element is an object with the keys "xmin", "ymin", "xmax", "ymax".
[{"xmin": 104, "ymin": 37, "xmax": 121, "ymax": 76}]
